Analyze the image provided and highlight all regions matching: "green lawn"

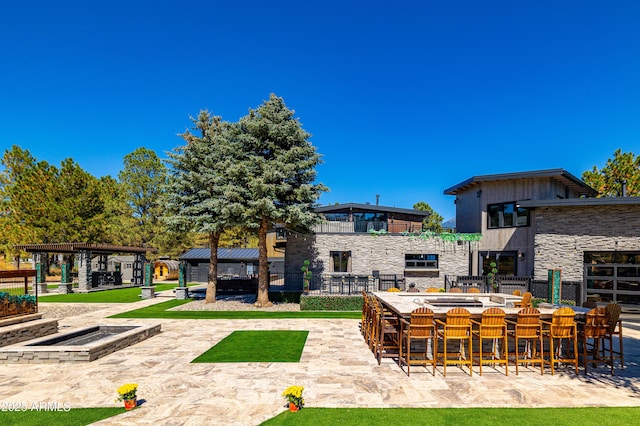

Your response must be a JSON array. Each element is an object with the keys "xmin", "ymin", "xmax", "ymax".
[
  {"xmin": 192, "ymin": 330, "xmax": 308, "ymax": 363},
  {"xmin": 109, "ymin": 300, "xmax": 361, "ymax": 319},
  {"xmin": 261, "ymin": 407, "xmax": 640, "ymax": 426},
  {"xmin": 2, "ymin": 407, "xmax": 125, "ymax": 426},
  {"xmin": 38, "ymin": 284, "xmax": 189, "ymax": 303}
]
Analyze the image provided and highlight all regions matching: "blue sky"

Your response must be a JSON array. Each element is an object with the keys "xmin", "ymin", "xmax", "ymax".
[{"xmin": 1, "ymin": 1, "xmax": 639, "ymax": 220}]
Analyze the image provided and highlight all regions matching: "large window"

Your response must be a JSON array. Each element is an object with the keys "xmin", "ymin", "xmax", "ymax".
[
  {"xmin": 480, "ymin": 252, "xmax": 517, "ymax": 276},
  {"xmin": 405, "ymin": 254, "xmax": 438, "ymax": 269},
  {"xmin": 330, "ymin": 251, "xmax": 351, "ymax": 272},
  {"xmin": 585, "ymin": 251, "xmax": 640, "ymax": 305},
  {"xmin": 488, "ymin": 202, "xmax": 530, "ymax": 229}
]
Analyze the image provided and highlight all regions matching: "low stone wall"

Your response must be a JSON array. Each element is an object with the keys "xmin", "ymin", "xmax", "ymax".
[
  {"xmin": 0, "ymin": 323, "xmax": 161, "ymax": 364},
  {"xmin": 0, "ymin": 315, "xmax": 58, "ymax": 347}
]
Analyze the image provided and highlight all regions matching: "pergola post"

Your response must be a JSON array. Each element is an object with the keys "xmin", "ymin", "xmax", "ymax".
[
  {"xmin": 34, "ymin": 252, "xmax": 48, "ymax": 294},
  {"xmin": 77, "ymin": 250, "xmax": 92, "ymax": 291}
]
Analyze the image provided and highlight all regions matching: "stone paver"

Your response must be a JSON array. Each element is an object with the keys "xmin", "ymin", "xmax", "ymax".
[{"xmin": 1, "ymin": 295, "xmax": 638, "ymax": 426}]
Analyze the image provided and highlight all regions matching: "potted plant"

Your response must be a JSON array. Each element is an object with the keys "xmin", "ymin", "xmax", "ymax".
[
  {"xmin": 301, "ymin": 260, "xmax": 312, "ymax": 294},
  {"xmin": 487, "ymin": 262, "xmax": 498, "ymax": 292},
  {"xmin": 282, "ymin": 385, "xmax": 304, "ymax": 412},
  {"xmin": 115, "ymin": 383, "xmax": 138, "ymax": 410}
]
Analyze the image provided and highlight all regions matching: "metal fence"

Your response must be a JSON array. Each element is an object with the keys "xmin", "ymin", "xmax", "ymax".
[
  {"xmin": 268, "ymin": 272, "xmax": 405, "ymax": 295},
  {"xmin": 0, "ymin": 270, "xmax": 38, "ymax": 318},
  {"xmin": 0, "ymin": 270, "xmax": 35, "ymax": 296},
  {"xmin": 530, "ymin": 279, "xmax": 582, "ymax": 304},
  {"xmin": 445, "ymin": 274, "xmax": 581, "ymax": 304}
]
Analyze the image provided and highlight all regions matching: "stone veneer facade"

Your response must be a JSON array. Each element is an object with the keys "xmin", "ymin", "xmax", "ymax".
[
  {"xmin": 285, "ymin": 233, "xmax": 475, "ymax": 290},
  {"xmin": 533, "ymin": 205, "xmax": 640, "ymax": 281},
  {"xmin": 0, "ymin": 317, "xmax": 58, "ymax": 347}
]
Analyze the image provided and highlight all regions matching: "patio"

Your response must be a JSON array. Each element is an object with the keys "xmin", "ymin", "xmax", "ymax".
[{"xmin": 1, "ymin": 293, "xmax": 638, "ymax": 425}]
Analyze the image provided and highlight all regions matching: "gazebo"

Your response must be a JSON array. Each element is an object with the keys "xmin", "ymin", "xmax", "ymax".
[{"xmin": 14, "ymin": 243, "xmax": 157, "ymax": 293}]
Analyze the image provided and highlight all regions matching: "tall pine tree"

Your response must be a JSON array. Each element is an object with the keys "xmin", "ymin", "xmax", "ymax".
[
  {"xmin": 164, "ymin": 112, "xmax": 245, "ymax": 303},
  {"xmin": 237, "ymin": 94, "xmax": 327, "ymax": 307}
]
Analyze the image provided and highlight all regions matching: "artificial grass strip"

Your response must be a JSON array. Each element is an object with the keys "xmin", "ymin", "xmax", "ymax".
[
  {"xmin": 261, "ymin": 407, "xmax": 640, "ymax": 426},
  {"xmin": 109, "ymin": 300, "xmax": 361, "ymax": 319},
  {"xmin": 192, "ymin": 330, "xmax": 308, "ymax": 363},
  {"xmin": 39, "ymin": 284, "xmax": 187, "ymax": 303},
  {"xmin": 2, "ymin": 407, "xmax": 125, "ymax": 426}
]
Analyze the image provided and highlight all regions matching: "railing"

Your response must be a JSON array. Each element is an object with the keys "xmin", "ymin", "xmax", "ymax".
[
  {"xmin": 531, "ymin": 279, "xmax": 581, "ymax": 304},
  {"xmin": 0, "ymin": 270, "xmax": 38, "ymax": 318},
  {"xmin": 268, "ymin": 272, "xmax": 405, "ymax": 295},
  {"xmin": 445, "ymin": 275, "xmax": 579, "ymax": 304},
  {"xmin": 312, "ymin": 221, "xmax": 355, "ymax": 233},
  {"xmin": 446, "ymin": 275, "xmax": 531, "ymax": 294},
  {"xmin": 312, "ymin": 220, "xmax": 423, "ymax": 234}
]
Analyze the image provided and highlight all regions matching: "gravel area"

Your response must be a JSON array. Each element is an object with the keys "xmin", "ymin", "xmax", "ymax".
[
  {"xmin": 169, "ymin": 294, "xmax": 300, "ymax": 312},
  {"xmin": 34, "ymin": 295, "xmax": 299, "ymax": 319},
  {"xmin": 37, "ymin": 303, "xmax": 117, "ymax": 319}
]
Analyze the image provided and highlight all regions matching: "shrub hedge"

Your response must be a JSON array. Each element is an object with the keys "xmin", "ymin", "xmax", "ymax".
[{"xmin": 300, "ymin": 295, "xmax": 363, "ymax": 311}]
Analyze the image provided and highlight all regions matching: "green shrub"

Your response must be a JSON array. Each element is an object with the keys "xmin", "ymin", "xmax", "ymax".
[
  {"xmin": 531, "ymin": 297, "xmax": 546, "ymax": 307},
  {"xmin": 300, "ymin": 295, "xmax": 363, "ymax": 311},
  {"xmin": 268, "ymin": 292, "xmax": 301, "ymax": 304}
]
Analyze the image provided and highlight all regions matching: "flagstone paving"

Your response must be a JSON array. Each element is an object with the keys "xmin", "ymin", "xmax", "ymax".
[{"xmin": 1, "ymin": 293, "xmax": 638, "ymax": 426}]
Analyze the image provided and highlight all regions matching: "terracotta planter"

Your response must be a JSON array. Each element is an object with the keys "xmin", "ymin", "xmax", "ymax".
[
  {"xmin": 124, "ymin": 398, "xmax": 137, "ymax": 410},
  {"xmin": 289, "ymin": 402, "xmax": 299, "ymax": 412}
]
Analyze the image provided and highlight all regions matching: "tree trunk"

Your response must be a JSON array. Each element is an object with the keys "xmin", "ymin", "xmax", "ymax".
[
  {"xmin": 205, "ymin": 231, "xmax": 220, "ymax": 304},
  {"xmin": 254, "ymin": 216, "xmax": 273, "ymax": 307}
]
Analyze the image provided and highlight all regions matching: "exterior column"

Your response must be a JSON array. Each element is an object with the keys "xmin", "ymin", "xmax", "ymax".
[
  {"xmin": 77, "ymin": 250, "xmax": 92, "ymax": 291},
  {"xmin": 132, "ymin": 254, "xmax": 145, "ymax": 286}
]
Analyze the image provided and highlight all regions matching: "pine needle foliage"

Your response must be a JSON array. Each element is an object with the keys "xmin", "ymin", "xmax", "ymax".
[{"xmin": 236, "ymin": 94, "xmax": 328, "ymax": 306}]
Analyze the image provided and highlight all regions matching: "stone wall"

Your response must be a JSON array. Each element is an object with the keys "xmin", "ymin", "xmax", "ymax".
[
  {"xmin": 0, "ymin": 318, "xmax": 58, "ymax": 347},
  {"xmin": 285, "ymin": 233, "xmax": 473, "ymax": 290},
  {"xmin": 533, "ymin": 205, "xmax": 640, "ymax": 281}
]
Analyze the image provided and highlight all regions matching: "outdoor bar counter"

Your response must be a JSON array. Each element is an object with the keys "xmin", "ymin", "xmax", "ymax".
[{"xmin": 373, "ymin": 291, "xmax": 589, "ymax": 320}]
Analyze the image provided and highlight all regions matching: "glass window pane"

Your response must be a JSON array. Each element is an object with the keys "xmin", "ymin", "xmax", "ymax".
[
  {"xmin": 488, "ymin": 205, "xmax": 500, "ymax": 228},
  {"xmin": 617, "ymin": 279, "xmax": 640, "ymax": 291},
  {"xmin": 586, "ymin": 266, "xmax": 614, "ymax": 277},
  {"xmin": 587, "ymin": 279, "xmax": 613, "ymax": 290},
  {"xmin": 618, "ymin": 267, "xmax": 640, "ymax": 277},
  {"xmin": 516, "ymin": 207, "xmax": 529, "ymax": 226},
  {"xmin": 616, "ymin": 293, "xmax": 640, "ymax": 305},
  {"xmin": 502, "ymin": 203, "xmax": 514, "ymax": 227}
]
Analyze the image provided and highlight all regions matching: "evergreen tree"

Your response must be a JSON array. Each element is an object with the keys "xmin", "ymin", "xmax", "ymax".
[
  {"xmin": 413, "ymin": 201, "xmax": 444, "ymax": 233},
  {"xmin": 164, "ymin": 112, "xmax": 244, "ymax": 303},
  {"xmin": 237, "ymin": 94, "xmax": 327, "ymax": 307},
  {"xmin": 582, "ymin": 149, "xmax": 640, "ymax": 197},
  {"xmin": 118, "ymin": 147, "xmax": 168, "ymax": 247}
]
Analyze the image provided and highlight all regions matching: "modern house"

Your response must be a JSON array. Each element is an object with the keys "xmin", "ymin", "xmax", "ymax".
[
  {"xmin": 444, "ymin": 168, "xmax": 640, "ymax": 308},
  {"xmin": 285, "ymin": 203, "xmax": 474, "ymax": 289},
  {"xmin": 285, "ymin": 169, "xmax": 640, "ymax": 309}
]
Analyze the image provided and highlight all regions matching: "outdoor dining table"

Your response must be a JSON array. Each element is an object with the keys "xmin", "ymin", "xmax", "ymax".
[{"xmin": 373, "ymin": 291, "xmax": 589, "ymax": 320}]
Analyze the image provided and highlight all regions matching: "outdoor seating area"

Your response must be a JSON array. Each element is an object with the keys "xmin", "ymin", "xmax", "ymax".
[{"xmin": 363, "ymin": 290, "xmax": 625, "ymax": 376}]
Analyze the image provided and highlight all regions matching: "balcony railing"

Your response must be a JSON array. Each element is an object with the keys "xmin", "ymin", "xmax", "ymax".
[{"xmin": 312, "ymin": 220, "xmax": 423, "ymax": 234}]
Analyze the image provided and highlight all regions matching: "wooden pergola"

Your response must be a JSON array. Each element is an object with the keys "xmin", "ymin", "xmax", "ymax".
[{"xmin": 14, "ymin": 243, "xmax": 157, "ymax": 291}]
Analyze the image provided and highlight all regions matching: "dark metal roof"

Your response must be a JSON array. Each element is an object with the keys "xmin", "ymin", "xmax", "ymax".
[
  {"xmin": 14, "ymin": 243, "xmax": 157, "ymax": 254},
  {"xmin": 314, "ymin": 203, "xmax": 430, "ymax": 217},
  {"xmin": 443, "ymin": 169, "xmax": 598, "ymax": 197},
  {"xmin": 179, "ymin": 247, "xmax": 259, "ymax": 260},
  {"xmin": 518, "ymin": 196, "xmax": 640, "ymax": 208}
]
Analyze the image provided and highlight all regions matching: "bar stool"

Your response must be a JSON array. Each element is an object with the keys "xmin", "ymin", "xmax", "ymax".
[
  {"xmin": 541, "ymin": 307, "xmax": 579, "ymax": 375},
  {"xmin": 578, "ymin": 307, "xmax": 610, "ymax": 374},
  {"xmin": 399, "ymin": 307, "xmax": 436, "ymax": 376},
  {"xmin": 602, "ymin": 303, "xmax": 624, "ymax": 370},
  {"xmin": 435, "ymin": 308, "xmax": 473, "ymax": 376},
  {"xmin": 506, "ymin": 307, "xmax": 544, "ymax": 375},
  {"xmin": 471, "ymin": 307, "xmax": 508, "ymax": 376}
]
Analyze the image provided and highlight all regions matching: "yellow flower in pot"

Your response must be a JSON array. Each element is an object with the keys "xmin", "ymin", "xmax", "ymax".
[
  {"xmin": 282, "ymin": 385, "xmax": 304, "ymax": 411},
  {"xmin": 115, "ymin": 383, "xmax": 138, "ymax": 410}
]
